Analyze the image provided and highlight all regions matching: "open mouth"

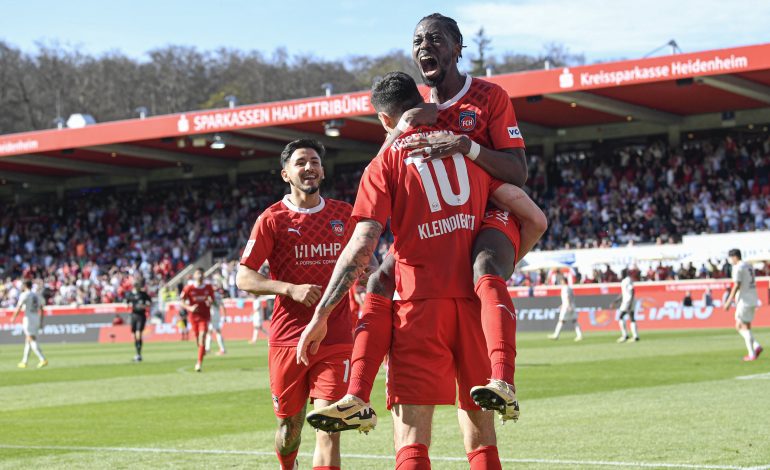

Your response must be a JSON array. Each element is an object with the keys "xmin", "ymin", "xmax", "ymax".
[{"xmin": 419, "ymin": 55, "xmax": 439, "ymax": 79}]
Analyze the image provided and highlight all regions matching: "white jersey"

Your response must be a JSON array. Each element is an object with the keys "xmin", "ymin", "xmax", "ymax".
[
  {"xmin": 619, "ymin": 277, "xmax": 634, "ymax": 311},
  {"xmin": 732, "ymin": 261, "xmax": 758, "ymax": 307},
  {"xmin": 17, "ymin": 291, "xmax": 44, "ymax": 319},
  {"xmin": 211, "ymin": 291, "xmax": 223, "ymax": 315}
]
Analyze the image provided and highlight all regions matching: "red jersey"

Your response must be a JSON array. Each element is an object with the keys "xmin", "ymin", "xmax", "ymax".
[
  {"xmin": 240, "ymin": 195, "xmax": 353, "ymax": 347},
  {"xmin": 352, "ymin": 128, "xmax": 503, "ymax": 300},
  {"xmin": 181, "ymin": 283, "xmax": 215, "ymax": 320},
  {"xmin": 426, "ymin": 75, "xmax": 525, "ymax": 151}
]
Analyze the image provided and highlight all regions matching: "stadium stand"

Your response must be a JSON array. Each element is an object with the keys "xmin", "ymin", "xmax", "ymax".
[
  {"xmin": 530, "ymin": 134, "xmax": 770, "ymax": 251},
  {"xmin": 1, "ymin": 133, "xmax": 768, "ymax": 307}
]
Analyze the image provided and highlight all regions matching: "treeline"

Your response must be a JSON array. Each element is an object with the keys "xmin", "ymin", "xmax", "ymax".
[{"xmin": 0, "ymin": 36, "xmax": 584, "ymax": 134}]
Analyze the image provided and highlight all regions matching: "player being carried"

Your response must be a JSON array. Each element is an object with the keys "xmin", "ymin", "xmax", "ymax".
[
  {"xmin": 302, "ymin": 12, "xmax": 546, "ymax": 434},
  {"xmin": 237, "ymin": 139, "xmax": 362, "ymax": 470},
  {"xmin": 180, "ymin": 268, "xmax": 216, "ymax": 372},
  {"xmin": 724, "ymin": 248, "xmax": 763, "ymax": 361},
  {"xmin": 297, "ymin": 72, "xmax": 546, "ymax": 469},
  {"xmin": 12, "ymin": 280, "xmax": 48, "ymax": 369}
]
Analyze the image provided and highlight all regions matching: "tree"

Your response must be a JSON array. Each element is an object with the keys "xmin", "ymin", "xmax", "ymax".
[
  {"xmin": 0, "ymin": 38, "xmax": 586, "ymax": 135},
  {"xmin": 470, "ymin": 28, "xmax": 492, "ymax": 77}
]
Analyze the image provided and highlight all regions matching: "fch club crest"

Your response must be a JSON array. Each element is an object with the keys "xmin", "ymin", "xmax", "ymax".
[
  {"xmin": 459, "ymin": 110, "xmax": 477, "ymax": 132},
  {"xmin": 330, "ymin": 220, "xmax": 345, "ymax": 236}
]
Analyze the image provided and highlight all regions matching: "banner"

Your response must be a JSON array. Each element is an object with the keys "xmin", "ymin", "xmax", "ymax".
[
  {"xmin": 1, "ymin": 279, "xmax": 767, "ymax": 343},
  {"xmin": 0, "ymin": 299, "xmax": 266, "ymax": 345},
  {"xmin": 0, "ymin": 92, "xmax": 373, "ymax": 157},
  {"xmin": 511, "ymin": 278, "xmax": 770, "ymax": 332}
]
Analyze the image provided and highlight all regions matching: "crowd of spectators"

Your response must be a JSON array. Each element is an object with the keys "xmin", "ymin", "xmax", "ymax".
[
  {"xmin": 1, "ymin": 133, "xmax": 768, "ymax": 307},
  {"xmin": 511, "ymin": 258, "xmax": 770, "ymax": 288},
  {"xmin": 527, "ymin": 134, "xmax": 770, "ymax": 250}
]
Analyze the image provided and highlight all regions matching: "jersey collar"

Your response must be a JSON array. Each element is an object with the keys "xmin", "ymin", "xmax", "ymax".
[
  {"xmin": 432, "ymin": 74, "xmax": 472, "ymax": 111},
  {"xmin": 282, "ymin": 194, "xmax": 325, "ymax": 214}
]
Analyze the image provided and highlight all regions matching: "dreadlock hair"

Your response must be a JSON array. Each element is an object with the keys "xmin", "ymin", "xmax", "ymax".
[{"xmin": 418, "ymin": 13, "xmax": 465, "ymax": 58}]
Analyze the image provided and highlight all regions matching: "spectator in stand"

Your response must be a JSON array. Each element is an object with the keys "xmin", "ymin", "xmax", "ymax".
[
  {"xmin": 1, "ymin": 133, "xmax": 768, "ymax": 300},
  {"xmin": 527, "ymin": 135, "xmax": 770, "ymax": 251}
]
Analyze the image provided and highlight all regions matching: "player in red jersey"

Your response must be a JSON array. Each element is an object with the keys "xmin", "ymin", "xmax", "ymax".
[
  {"xmin": 180, "ymin": 268, "xmax": 216, "ymax": 372},
  {"xmin": 236, "ymin": 139, "xmax": 357, "ymax": 470},
  {"xmin": 298, "ymin": 72, "xmax": 543, "ymax": 470},
  {"xmin": 305, "ymin": 12, "xmax": 546, "ymax": 446}
]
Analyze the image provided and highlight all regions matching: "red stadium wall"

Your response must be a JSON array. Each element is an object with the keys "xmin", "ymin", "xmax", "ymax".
[
  {"xmin": 1, "ymin": 279, "xmax": 767, "ymax": 344},
  {"xmin": 0, "ymin": 299, "xmax": 268, "ymax": 344}
]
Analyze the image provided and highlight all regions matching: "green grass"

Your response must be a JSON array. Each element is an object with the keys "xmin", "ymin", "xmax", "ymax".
[{"xmin": 1, "ymin": 329, "xmax": 769, "ymax": 469}]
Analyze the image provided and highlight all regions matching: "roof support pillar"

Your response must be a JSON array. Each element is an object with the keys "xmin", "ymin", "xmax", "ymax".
[{"xmin": 667, "ymin": 124, "xmax": 681, "ymax": 147}]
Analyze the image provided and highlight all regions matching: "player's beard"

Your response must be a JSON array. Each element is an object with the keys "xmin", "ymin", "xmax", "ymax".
[
  {"xmin": 421, "ymin": 68, "xmax": 446, "ymax": 88},
  {"xmin": 289, "ymin": 178, "xmax": 320, "ymax": 195}
]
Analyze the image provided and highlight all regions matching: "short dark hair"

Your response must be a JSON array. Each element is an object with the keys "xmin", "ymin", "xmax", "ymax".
[
  {"xmin": 728, "ymin": 248, "xmax": 742, "ymax": 259},
  {"xmin": 418, "ymin": 13, "xmax": 465, "ymax": 58},
  {"xmin": 280, "ymin": 139, "xmax": 325, "ymax": 168},
  {"xmin": 371, "ymin": 72, "xmax": 424, "ymax": 117},
  {"xmin": 24, "ymin": 280, "xmax": 33, "ymax": 289}
]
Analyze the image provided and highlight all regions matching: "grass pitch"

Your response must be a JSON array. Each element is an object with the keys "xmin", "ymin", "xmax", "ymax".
[{"xmin": 1, "ymin": 328, "xmax": 769, "ymax": 469}]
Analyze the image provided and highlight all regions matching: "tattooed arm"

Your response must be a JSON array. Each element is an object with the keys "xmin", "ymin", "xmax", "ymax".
[{"xmin": 296, "ymin": 219, "xmax": 383, "ymax": 365}]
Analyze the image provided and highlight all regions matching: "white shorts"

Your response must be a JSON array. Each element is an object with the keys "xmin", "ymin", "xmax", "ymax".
[
  {"xmin": 253, "ymin": 311, "xmax": 263, "ymax": 328},
  {"xmin": 558, "ymin": 307, "xmax": 577, "ymax": 322},
  {"xmin": 735, "ymin": 302, "xmax": 756, "ymax": 324},
  {"xmin": 23, "ymin": 315, "xmax": 41, "ymax": 336}
]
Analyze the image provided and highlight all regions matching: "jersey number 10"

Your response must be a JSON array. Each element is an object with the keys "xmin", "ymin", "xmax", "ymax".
[{"xmin": 405, "ymin": 154, "xmax": 471, "ymax": 213}]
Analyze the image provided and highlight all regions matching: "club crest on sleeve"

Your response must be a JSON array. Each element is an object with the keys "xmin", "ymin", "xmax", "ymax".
[
  {"xmin": 459, "ymin": 110, "xmax": 477, "ymax": 132},
  {"xmin": 330, "ymin": 220, "xmax": 345, "ymax": 236}
]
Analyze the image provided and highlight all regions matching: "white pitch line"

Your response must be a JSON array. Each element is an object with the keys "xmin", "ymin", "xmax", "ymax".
[
  {"xmin": 0, "ymin": 444, "xmax": 756, "ymax": 469},
  {"xmin": 735, "ymin": 372, "xmax": 770, "ymax": 380}
]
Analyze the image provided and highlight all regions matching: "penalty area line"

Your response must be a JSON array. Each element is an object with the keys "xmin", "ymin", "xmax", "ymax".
[{"xmin": 0, "ymin": 444, "xmax": 753, "ymax": 469}]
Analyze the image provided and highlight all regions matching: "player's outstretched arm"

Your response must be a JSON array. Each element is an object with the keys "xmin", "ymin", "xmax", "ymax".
[
  {"xmin": 490, "ymin": 184, "xmax": 548, "ymax": 262},
  {"xmin": 236, "ymin": 264, "xmax": 321, "ymax": 307},
  {"xmin": 316, "ymin": 220, "xmax": 383, "ymax": 316},
  {"xmin": 296, "ymin": 219, "xmax": 383, "ymax": 365}
]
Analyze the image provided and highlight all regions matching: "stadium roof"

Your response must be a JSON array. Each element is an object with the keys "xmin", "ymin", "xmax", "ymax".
[{"xmin": 1, "ymin": 43, "xmax": 769, "ymax": 194}]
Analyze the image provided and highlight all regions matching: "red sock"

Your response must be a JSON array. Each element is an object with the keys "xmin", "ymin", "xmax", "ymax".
[
  {"xmin": 467, "ymin": 445, "xmax": 501, "ymax": 470},
  {"xmin": 395, "ymin": 443, "xmax": 430, "ymax": 470},
  {"xmin": 475, "ymin": 274, "xmax": 517, "ymax": 384},
  {"xmin": 276, "ymin": 449, "xmax": 298, "ymax": 470},
  {"xmin": 347, "ymin": 293, "xmax": 392, "ymax": 403},
  {"xmin": 197, "ymin": 343, "xmax": 205, "ymax": 363}
]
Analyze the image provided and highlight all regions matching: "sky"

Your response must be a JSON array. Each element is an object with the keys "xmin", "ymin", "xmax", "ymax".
[{"xmin": 1, "ymin": 0, "xmax": 769, "ymax": 64}]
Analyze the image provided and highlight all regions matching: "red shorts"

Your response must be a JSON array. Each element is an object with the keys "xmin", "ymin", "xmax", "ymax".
[
  {"xmin": 480, "ymin": 209, "xmax": 521, "ymax": 254},
  {"xmin": 269, "ymin": 343, "xmax": 352, "ymax": 419},
  {"xmin": 190, "ymin": 317, "xmax": 209, "ymax": 337},
  {"xmin": 387, "ymin": 298, "xmax": 489, "ymax": 410}
]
